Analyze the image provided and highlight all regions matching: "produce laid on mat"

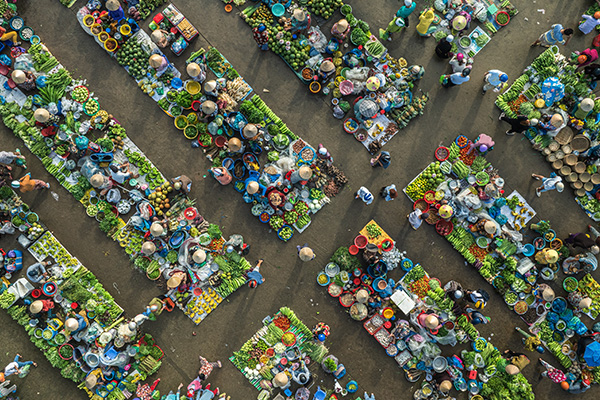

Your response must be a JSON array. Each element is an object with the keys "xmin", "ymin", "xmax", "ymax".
[
  {"xmin": 236, "ymin": 1, "xmax": 428, "ymax": 153},
  {"xmin": 75, "ymin": 6, "xmax": 348, "ymax": 240},
  {"xmin": 403, "ymin": 136, "xmax": 600, "ymax": 389},
  {"xmin": 0, "ymin": 188, "xmax": 164, "ymax": 397},
  {"xmin": 0, "ymin": 19, "xmax": 257, "ymax": 327},
  {"xmin": 496, "ymin": 46, "xmax": 600, "ymax": 221},
  {"xmin": 429, "ymin": 0, "xmax": 518, "ymax": 58},
  {"xmin": 229, "ymin": 307, "xmax": 368, "ymax": 398},
  {"xmin": 317, "ymin": 221, "xmax": 534, "ymax": 399}
]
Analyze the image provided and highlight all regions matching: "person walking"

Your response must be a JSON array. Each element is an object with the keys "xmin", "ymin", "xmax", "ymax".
[
  {"xmin": 297, "ymin": 245, "xmax": 316, "ymax": 261},
  {"xmin": 11, "ymin": 173, "xmax": 49, "ymax": 193},
  {"xmin": 370, "ymin": 151, "xmax": 391, "ymax": 168},
  {"xmin": 539, "ymin": 358, "xmax": 568, "ymax": 388},
  {"xmin": 197, "ymin": 355, "xmax": 221, "ymax": 382},
  {"xmin": 441, "ymin": 68, "xmax": 471, "ymax": 88},
  {"xmin": 531, "ymin": 24, "xmax": 573, "ymax": 47},
  {"xmin": 26, "ymin": 260, "xmax": 51, "ymax": 283},
  {"xmin": 499, "ymin": 113, "xmax": 534, "ymax": 136},
  {"xmin": 356, "ymin": 186, "xmax": 374, "ymax": 205},
  {"xmin": 449, "ymin": 53, "xmax": 469, "ymax": 73},
  {"xmin": 317, "ymin": 144, "xmax": 333, "ymax": 163},
  {"xmin": 531, "ymin": 173, "xmax": 564, "ymax": 197},
  {"xmin": 482, "ymin": 70, "xmax": 508, "ymax": 94},
  {"xmin": 2, "ymin": 354, "xmax": 36, "ymax": 379},
  {"xmin": 397, "ymin": 0, "xmax": 416, "ymax": 27},
  {"xmin": 379, "ymin": 15, "xmax": 406, "ymax": 41},
  {"xmin": 435, "ymin": 35, "xmax": 454, "ymax": 59},
  {"xmin": 380, "ymin": 184, "xmax": 397, "ymax": 201},
  {"xmin": 465, "ymin": 289, "xmax": 490, "ymax": 309},
  {"xmin": 579, "ymin": 12, "xmax": 600, "ymax": 34},
  {"xmin": 0, "ymin": 150, "xmax": 25, "ymax": 168},
  {"xmin": 407, "ymin": 209, "xmax": 429, "ymax": 230},
  {"xmin": 466, "ymin": 307, "xmax": 491, "ymax": 325}
]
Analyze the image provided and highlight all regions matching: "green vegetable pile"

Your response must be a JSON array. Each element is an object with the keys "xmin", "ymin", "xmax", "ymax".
[
  {"xmin": 279, "ymin": 226, "xmax": 293, "ymax": 241},
  {"xmin": 307, "ymin": 0, "xmax": 343, "ymax": 19},
  {"xmin": 267, "ymin": 27, "xmax": 309, "ymax": 71},
  {"xmin": 330, "ymin": 246, "xmax": 361, "ymax": 272},
  {"xmin": 239, "ymin": 100, "xmax": 264, "ymax": 124},
  {"xmin": 366, "ymin": 223, "xmax": 382, "ymax": 239}
]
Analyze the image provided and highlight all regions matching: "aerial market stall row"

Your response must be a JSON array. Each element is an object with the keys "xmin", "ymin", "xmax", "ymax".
[
  {"xmin": 0, "ymin": 187, "xmax": 164, "ymax": 398},
  {"xmin": 0, "ymin": 19, "xmax": 256, "ymax": 325},
  {"xmin": 75, "ymin": 1, "xmax": 347, "ymax": 240},
  {"xmin": 404, "ymin": 135, "xmax": 600, "ymax": 392},
  {"xmin": 316, "ymin": 220, "xmax": 534, "ymax": 400}
]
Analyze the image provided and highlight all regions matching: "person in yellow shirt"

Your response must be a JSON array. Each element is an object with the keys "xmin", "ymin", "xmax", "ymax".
[{"xmin": 416, "ymin": 8, "xmax": 436, "ymax": 37}]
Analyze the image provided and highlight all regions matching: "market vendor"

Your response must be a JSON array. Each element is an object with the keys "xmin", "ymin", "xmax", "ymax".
[
  {"xmin": 417, "ymin": 311, "xmax": 441, "ymax": 331},
  {"xmin": 443, "ymin": 280, "xmax": 464, "ymax": 302},
  {"xmin": 0, "ymin": 149, "xmax": 25, "ymax": 167},
  {"xmin": 252, "ymin": 24, "xmax": 269, "ymax": 51},
  {"xmin": 172, "ymin": 174, "xmax": 192, "ymax": 194},
  {"xmin": 149, "ymin": 54, "xmax": 169, "ymax": 76},
  {"xmin": 290, "ymin": 9, "xmax": 310, "ymax": 34},
  {"xmin": 435, "ymin": 35, "xmax": 453, "ymax": 59},
  {"xmin": 245, "ymin": 180, "xmax": 266, "ymax": 198},
  {"xmin": 210, "ymin": 166, "xmax": 232, "ymax": 185},
  {"xmin": 535, "ymin": 248, "xmax": 559, "ymax": 266},
  {"xmin": 167, "ymin": 271, "xmax": 187, "ymax": 291},
  {"xmin": 89, "ymin": 172, "xmax": 112, "ymax": 195},
  {"xmin": 65, "ymin": 311, "xmax": 88, "ymax": 334},
  {"xmin": 317, "ymin": 144, "xmax": 333, "ymax": 163},
  {"xmin": 564, "ymin": 252, "xmax": 598, "ymax": 275},
  {"xmin": 85, "ymin": 369, "xmax": 107, "ymax": 391},
  {"xmin": 11, "ymin": 70, "xmax": 36, "ymax": 91},
  {"xmin": 226, "ymin": 137, "xmax": 244, "ymax": 155},
  {"xmin": 26, "ymin": 260, "xmax": 50, "ymax": 283},
  {"xmin": 331, "ymin": 19, "xmax": 350, "ymax": 41},
  {"xmin": 452, "ymin": 11, "xmax": 471, "ymax": 35},
  {"xmin": 318, "ymin": 60, "xmax": 335, "ymax": 81},
  {"xmin": 466, "ymin": 133, "xmax": 494, "ymax": 155},
  {"xmin": 470, "ymin": 219, "xmax": 496, "ymax": 239},
  {"xmin": 583, "ymin": 63, "xmax": 600, "ymax": 81},
  {"xmin": 0, "ymin": 25, "xmax": 20, "ymax": 46},
  {"xmin": 203, "ymin": 80, "xmax": 219, "ymax": 98},
  {"xmin": 407, "ymin": 65, "xmax": 425, "ymax": 81},
  {"xmin": 106, "ymin": 0, "xmax": 125, "ymax": 21},
  {"xmin": 109, "ymin": 162, "xmax": 136, "ymax": 184},
  {"xmin": 150, "ymin": 221, "xmax": 166, "ymax": 237},
  {"xmin": 186, "ymin": 62, "xmax": 206, "ymax": 83},
  {"xmin": 573, "ymin": 98, "xmax": 595, "ymax": 120},
  {"xmin": 573, "ymin": 48, "xmax": 599, "ymax": 70},
  {"xmin": 289, "ymin": 165, "xmax": 312, "ymax": 185},
  {"xmin": 150, "ymin": 29, "xmax": 172, "ymax": 48},
  {"xmin": 29, "ymin": 299, "xmax": 54, "ymax": 316}
]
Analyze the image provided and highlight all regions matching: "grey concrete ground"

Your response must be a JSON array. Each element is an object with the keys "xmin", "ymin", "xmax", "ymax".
[{"xmin": 0, "ymin": 0, "xmax": 598, "ymax": 399}]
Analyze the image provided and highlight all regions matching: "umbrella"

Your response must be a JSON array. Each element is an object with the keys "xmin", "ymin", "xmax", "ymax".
[
  {"xmin": 541, "ymin": 77, "xmax": 565, "ymax": 107},
  {"xmin": 583, "ymin": 340, "xmax": 600, "ymax": 367}
]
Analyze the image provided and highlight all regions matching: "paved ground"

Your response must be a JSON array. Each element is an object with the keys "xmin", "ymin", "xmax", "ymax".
[{"xmin": 1, "ymin": 0, "xmax": 598, "ymax": 399}]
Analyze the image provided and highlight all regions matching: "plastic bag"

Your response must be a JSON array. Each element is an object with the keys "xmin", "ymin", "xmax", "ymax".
[
  {"xmin": 501, "ymin": 225, "xmax": 523, "ymax": 242},
  {"xmin": 307, "ymin": 26, "xmax": 328, "ymax": 52},
  {"xmin": 14, "ymin": 54, "xmax": 34, "ymax": 72},
  {"xmin": 276, "ymin": 156, "xmax": 296, "ymax": 174},
  {"xmin": 306, "ymin": 54, "xmax": 324, "ymax": 70},
  {"xmin": 346, "ymin": 67, "xmax": 370, "ymax": 81},
  {"xmin": 0, "ymin": 222, "xmax": 15, "ymax": 235}
]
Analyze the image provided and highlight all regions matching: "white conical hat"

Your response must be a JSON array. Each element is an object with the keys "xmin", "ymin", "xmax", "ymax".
[
  {"xmin": 580, "ymin": 297, "xmax": 592, "ymax": 309},
  {"xmin": 202, "ymin": 100, "xmax": 216, "ymax": 115},
  {"xmin": 273, "ymin": 372, "xmax": 289, "ymax": 387},
  {"xmin": 247, "ymin": 181, "xmax": 259, "ymax": 194},
  {"xmin": 299, "ymin": 166, "xmax": 312, "ymax": 179},
  {"xmin": 11, "ymin": 70, "xmax": 26, "ymax": 84},
  {"xmin": 65, "ymin": 318, "xmax": 79, "ymax": 331},
  {"xmin": 550, "ymin": 113, "xmax": 563, "ymax": 126},
  {"xmin": 151, "ymin": 30, "xmax": 164, "ymax": 43},
  {"xmin": 320, "ymin": 60, "xmax": 335, "ymax": 72},
  {"xmin": 149, "ymin": 54, "xmax": 164, "ymax": 68},
  {"xmin": 167, "ymin": 275, "xmax": 182, "ymax": 289},
  {"xmin": 243, "ymin": 124, "xmax": 258, "ymax": 138},
  {"xmin": 355, "ymin": 289, "xmax": 369, "ymax": 303},
  {"xmin": 484, "ymin": 220, "xmax": 496, "ymax": 234},
  {"xmin": 29, "ymin": 300, "xmax": 43, "ymax": 314},
  {"xmin": 580, "ymin": 98, "xmax": 595, "ymax": 112},
  {"xmin": 505, "ymin": 364, "xmax": 520, "ymax": 375},
  {"xmin": 228, "ymin": 137, "xmax": 242, "ymax": 152},
  {"xmin": 424, "ymin": 315, "xmax": 439, "ymax": 329},
  {"xmin": 106, "ymin": 0, "xmax": 120, "ymax": 11},
  {"xmin": 293, "ymin": 9, "xmax": 306, "ymax": 21},
  {"xmin": 192, "ymin": 249, "xmax": 206, "ymax": 263},
  {"xmin": 34, "ymin": 108, "xmax": 50, "ymax": 123},
  {"xmin": 85, "ymin": 374, "xmax": 98, "ymax": 389},
  {"xmin": 542, "ymin": 287, "xmax": 555, "ymax": 301},
  {"xmin": 299, "ymin": 247, "xmax": 314, "ymax": 261},
  {"xmin": 141, "ymin": 241, "xmax": 156, "ymax": 255},
  {"xmin": 204, "ymin": 80, "xmax": 217, "ymax": 93},
  {"xmin": 336, "ymin": 19, "xmax": 348, "ymax": 32},
  {"xmin": 439, "ymin": 380, "xmax": 452, "ymax": 393},
  {"xmin": 187, "ymin": 62, "xmax": 201, "ymax": 77},
  {"xmin": 150, "ymin": 222, "xmax": 164, "ymax": 236},
  {"xmin": 90, "ymin": 174, "xmax": 106, "ymax": 188}
]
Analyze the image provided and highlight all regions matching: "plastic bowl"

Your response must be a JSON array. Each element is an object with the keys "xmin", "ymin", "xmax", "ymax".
[{"xmin": 272, "ymin": 3, "xmax": 285, "ymax": 17}]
